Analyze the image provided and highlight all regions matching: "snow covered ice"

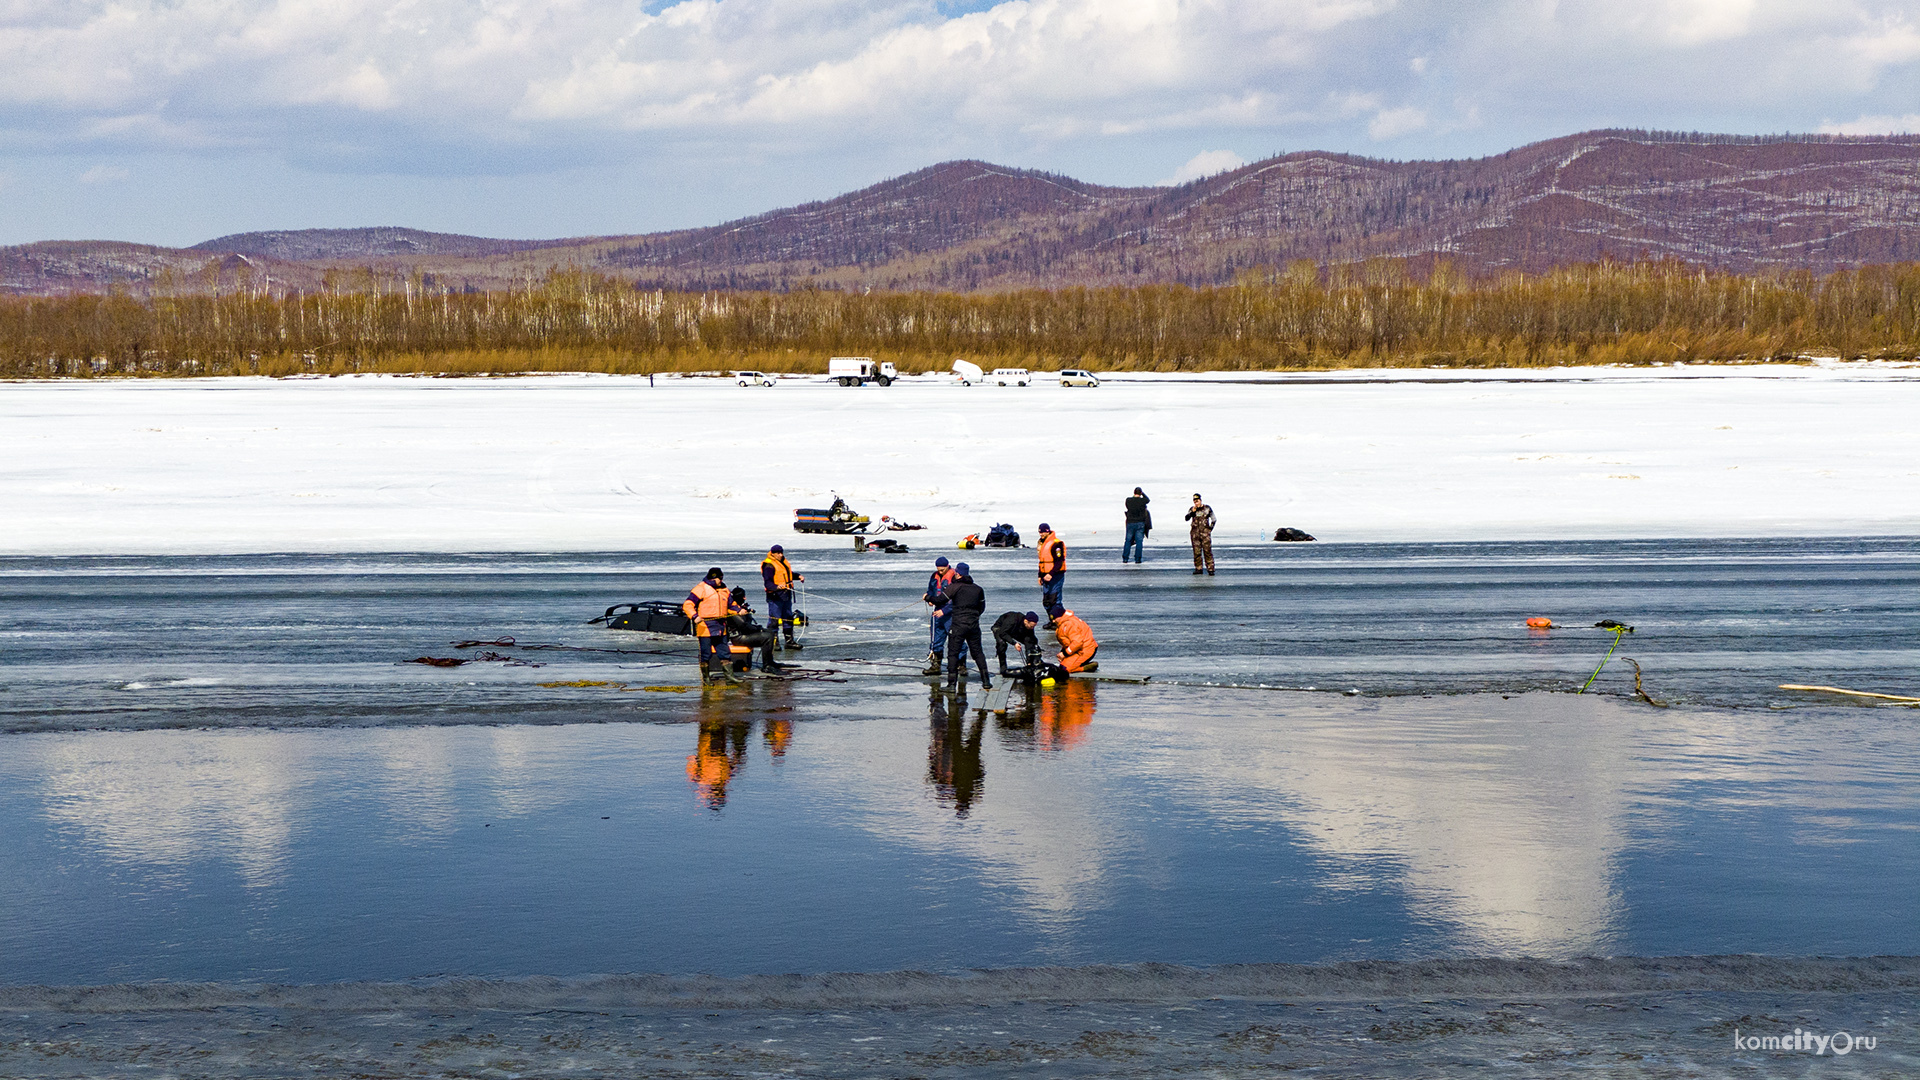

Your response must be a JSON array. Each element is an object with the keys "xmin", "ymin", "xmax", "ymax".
[{"xmin": 4, "ymin": 361, "xmax": 1918, "ymax": 555}]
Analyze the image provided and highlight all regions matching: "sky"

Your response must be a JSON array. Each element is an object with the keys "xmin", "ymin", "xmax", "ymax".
[{"xmin": 3, "ymin": 0, "xmax": 1920, "ymax": 247}]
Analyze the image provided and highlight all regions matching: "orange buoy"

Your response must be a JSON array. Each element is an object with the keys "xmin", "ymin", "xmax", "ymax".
[{"xmin": 1525, "ymin": 617, "xmax": 1553, "ymax": 628}]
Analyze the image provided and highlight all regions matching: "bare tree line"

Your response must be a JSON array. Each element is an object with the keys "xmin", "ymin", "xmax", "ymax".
[{"xmin": 3, "ymin": 260, "xmax": 1916, "ymax": 377}]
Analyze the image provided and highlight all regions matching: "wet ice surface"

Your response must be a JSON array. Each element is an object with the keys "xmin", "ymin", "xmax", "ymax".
[
  {"xmin": 3, "ymin": 540, "xmax": 1918, "ymax": 1075},
  {"xmin": 3, "ymin": 537, "xmax": 1917, "ymax": 731},
  {"xmin": 2, "ymin": 985, "xmax": 1916, "ymax": 1078}
]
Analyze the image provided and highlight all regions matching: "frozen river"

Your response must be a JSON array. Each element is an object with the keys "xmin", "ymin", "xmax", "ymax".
[{"xmin": 3, "ymin": 540, "xmax": 1917, "ymax": 988}]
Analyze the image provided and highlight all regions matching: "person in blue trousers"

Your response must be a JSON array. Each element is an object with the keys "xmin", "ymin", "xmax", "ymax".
[
  {"xmin": 1122, "ymin": 488, "xmax": 1151, "ymax": 563},
  {"xmin": 922, "ymin": 556, "xmax": 959, "ymax": 675}
]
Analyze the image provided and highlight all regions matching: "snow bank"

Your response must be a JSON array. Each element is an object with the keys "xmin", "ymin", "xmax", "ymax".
[{"xmin": 3, "ymin": 362, "xmax": 1917, "ymax": 555}]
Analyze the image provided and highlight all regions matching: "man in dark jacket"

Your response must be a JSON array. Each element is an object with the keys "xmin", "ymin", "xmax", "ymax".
[
  {"xmin": 725, "ymin": 587, "xmax": 786, "ymax": 673},
  {"xmin": 922, "ymin": 556, "xmax": 959, "ymax": 676},
  {"xmin": 991, "ymin": 610, "xmax": 1040, "ymax": 676},
  {"xmin": 941, "ymin": 562, "xmax": 992, "ymax": 692},
  {"xmin": 1122, "ymin": 488, "xmax": 1151, "ymax": 563}
]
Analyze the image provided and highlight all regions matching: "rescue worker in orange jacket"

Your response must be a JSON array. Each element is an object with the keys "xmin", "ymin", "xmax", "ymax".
[
  {"xmin": 760, "ymin": 544, "xmax": 804, "ymax": 649},
  {"xmin": 1046, "ymin": 603, "xmax": 1098, "ymax": 675},
  {"xmin": 682, "ymin": 567, "xmax": 740, "ymax": 684},
  {"xmin": 1036, "ymin": 524, "xmax": 1065, "ymax": 622}
]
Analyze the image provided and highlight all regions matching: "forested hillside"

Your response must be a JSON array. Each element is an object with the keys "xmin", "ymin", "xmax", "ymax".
[{"xmin": 5, "ymin": 130, "xmax": 1917, "ymax": 296}]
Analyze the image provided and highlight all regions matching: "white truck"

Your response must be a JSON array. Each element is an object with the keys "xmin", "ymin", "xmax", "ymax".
[{"xmin": 828, "ymin": 356, "xmax": 897, "ymax": 387}]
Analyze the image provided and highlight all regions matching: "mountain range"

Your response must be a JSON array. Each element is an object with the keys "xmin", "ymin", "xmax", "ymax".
[{"xmin": 7, "ymin": 129, "xmax": 1919, "ymax": 296}]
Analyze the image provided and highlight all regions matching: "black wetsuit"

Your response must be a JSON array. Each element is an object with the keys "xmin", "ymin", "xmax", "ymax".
[
  {"xmin": 990, "ymin": 611, "xmax": 1038, "ymax": 672},
  {"xmin": 942, "ymin": 575, "xmax": 990, "ymax": 686},
  {"xmin": 724, "ymin": 611, "xmax": 779, "ymax": 671}
]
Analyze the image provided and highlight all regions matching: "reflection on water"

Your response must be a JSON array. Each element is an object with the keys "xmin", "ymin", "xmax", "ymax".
[
  {"xmin": 1154, "ymin": 698, "xmax": 1636, "ymax": 954},
  {"xmin": 926, "ymin": 688, "xmax": 986, "ymax": 817},
  {"xmin": 35, "ymin": 732, "xmax": 300, "ymax": 889},
  {"xmin": 6, "ymin": 689, "xmax": 1920, "ymax": 983},
  {"xmin": 687, "ymin": 721, "xmax": 749, "ymax": 811}
]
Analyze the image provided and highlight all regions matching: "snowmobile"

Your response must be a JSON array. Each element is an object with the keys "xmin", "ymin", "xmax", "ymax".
[{"xmin": 793, "ymin": 496, "xmax": 872, "ymax": 534}]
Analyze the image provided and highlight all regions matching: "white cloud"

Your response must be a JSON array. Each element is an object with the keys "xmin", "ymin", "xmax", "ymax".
[
  {"xmin": 1820, "ymin": 112, "xmax": 1920, "ymax": 134},
  {"xmin": 78, "ymin": 164, "xmax": 129, "ymax": 183},
  {"xmin": 3, "ymin": 0, "xmax": 1920, "ymax": 237},
  {"xmin": 1660, "ymin": 0, "xmax": 1757, "ymax": 44},
  {"xmin": 1161, "ymin": 148, "xmax": 1246, "ymax": 185},
  {"xmin": 1367, "ymin": 105, "xmax": 1426, "ymax": 140},
  {"xmin": 1843, "ymin": 17, "xmax": 1920, "ymax": 69}
]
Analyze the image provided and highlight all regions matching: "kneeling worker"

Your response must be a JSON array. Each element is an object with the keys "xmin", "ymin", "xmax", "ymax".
[
  {"xmin": 725, "ymin": 587, "xmax": 786, "ymax": 673},
  {"xmin": 682, "ymin": 567, "xmax": 740, "ymax": 684},
  {"xmin": 1046, "ymin": 603, "xmax": 1098, "ymax": 677},
  {"xmin": 991, "ymin": 610, "xmax": 1041, "ymax": 677}
]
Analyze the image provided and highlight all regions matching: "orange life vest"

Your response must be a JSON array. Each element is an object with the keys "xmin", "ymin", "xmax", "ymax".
[
  {"xmin": 762, "ymin": 552, "xmax": 795, "ymax": 589},
  {"xmin": 927, "ymin": 565, "xmax": 958, "ymax": 604},
  {"xmin": 683, "ymin": 579, "xmax": 730, "ymax": 635},
  {"xmin": 1037, "ymin": 531, "xmax": 1063, "ymax": 575}
]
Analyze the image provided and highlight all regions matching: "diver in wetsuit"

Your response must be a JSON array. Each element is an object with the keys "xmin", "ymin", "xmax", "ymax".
[{"xmin": 725, "ymin": 587, "xmax": 785, "ymax": 673}]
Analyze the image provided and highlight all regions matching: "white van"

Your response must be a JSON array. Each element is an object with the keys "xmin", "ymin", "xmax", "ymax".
[
  {"xmin": 734, "ymin": 370, "xmax": 775, "ymax": 387},
  {"xmin": 951, "ymin": 359, "xmax": 984, "ymax": 385},
  {"xmin": 828, "ymin": 356, "xmax": 897, "ymax": 387},
  {"xmin": 1059, "ymin": 368, "xmax": 1100, "ymax": 387},
  {"xmin": 991, "ymin": 367, "xmax": 1031, "ymax": 386}
]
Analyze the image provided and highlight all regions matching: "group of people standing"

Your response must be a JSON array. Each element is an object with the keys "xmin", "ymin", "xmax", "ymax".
[
  {"xmin": 921, "ymin": 524, "xmax": 1100, "ymax": 693},
  {"xmin": 684, "ymin": 490, "xmax": 1227, "ymax": 688},
  {"xmin": 681, "ymin": 545, "xmax": 807, "ymax": 684},
  {"xmin": 1122, "ymin": 488, "xmax": 1218, "ymax": 574}
]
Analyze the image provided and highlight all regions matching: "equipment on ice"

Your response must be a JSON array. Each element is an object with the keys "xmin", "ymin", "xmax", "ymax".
[
  {"xmin": 829, "ymin": 357, "xmax": 896, "ymax": 387},
  {"xmin": 1273, "ymin": 527, "xmax": 1317, "ymax": 542},
  {"xmin": 958, "ymin": 523, "xmax": 1021, "ymax": 549},
  {"xmin": 588, "ymin": 601, "xmax": 691, "ymax": 634},
  {"xmin": 588, "ymin": 601, "xmax": 805, "ymax": 634},
  {"xmin": 794, "ymin": 496, "xmax": 873, "ymax": 534}
]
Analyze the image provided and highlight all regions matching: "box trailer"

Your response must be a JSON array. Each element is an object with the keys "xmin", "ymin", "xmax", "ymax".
[{"xmin": 828, "ymin": 356, "xmax": 896, "ymax": 386}]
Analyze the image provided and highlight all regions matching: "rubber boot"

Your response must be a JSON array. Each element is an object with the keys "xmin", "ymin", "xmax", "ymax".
[
  {"xmin": 922, "ymin": 651, "xmax": 942, "ymax": 676},
  {"xmin": 783, "ymin": 636, "xmax": 803, "ymax": 651},
  {"xmin": 716, "ymin": 662, "xmax": 742, "ymax": 685}
]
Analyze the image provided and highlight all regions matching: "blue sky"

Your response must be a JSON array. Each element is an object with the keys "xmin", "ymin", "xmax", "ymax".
[{"xmin": 3, "ymin": 0, "xmax": 1919, "ymax": 246}]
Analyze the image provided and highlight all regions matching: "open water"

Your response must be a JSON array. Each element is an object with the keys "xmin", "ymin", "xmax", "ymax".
[{"xmin": 2, "ymin": 538, "xmax": 1918, "ymax": 987}]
